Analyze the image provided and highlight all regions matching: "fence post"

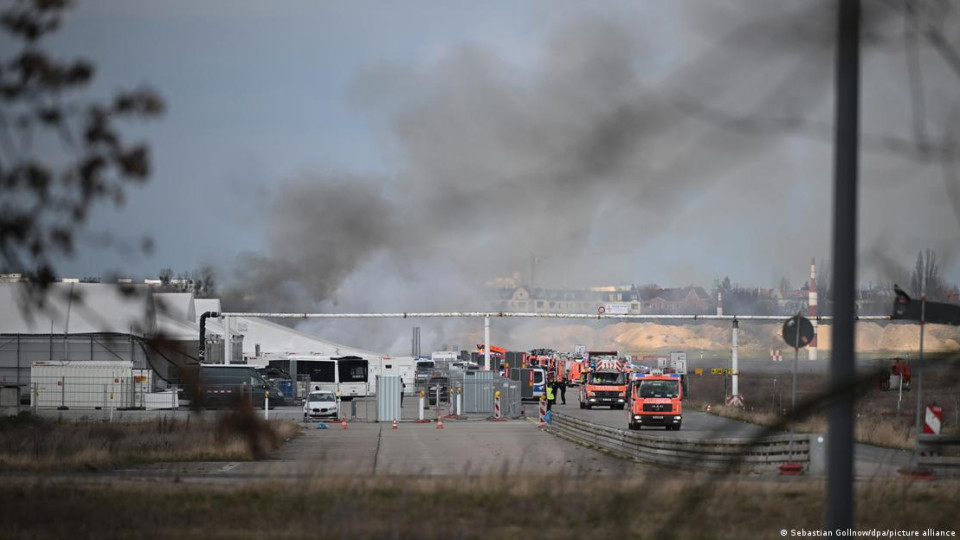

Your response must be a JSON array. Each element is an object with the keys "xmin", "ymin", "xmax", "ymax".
[{"xmin": 57, "ymin": 375, "xmax": 67, "ymax": 410}]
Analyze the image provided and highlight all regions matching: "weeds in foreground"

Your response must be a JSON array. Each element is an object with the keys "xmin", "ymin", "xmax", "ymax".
[
  {"xmin": 2, "ymin": 476, "xmax": 958, "ymax": 539},
  {"xmin": 0, "ymin": 411, "xmax": 299, "ymax": 471}
]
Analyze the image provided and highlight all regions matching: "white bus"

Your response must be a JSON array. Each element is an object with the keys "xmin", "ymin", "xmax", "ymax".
[{"xmin": 268, "ymin": 355, "xmax": 370, "ymax": 400}]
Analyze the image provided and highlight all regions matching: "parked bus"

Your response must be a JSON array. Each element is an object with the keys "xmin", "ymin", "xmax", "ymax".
[{"xmin": 268, "ymin": 355, "xmax": 370, "ymax": 400}]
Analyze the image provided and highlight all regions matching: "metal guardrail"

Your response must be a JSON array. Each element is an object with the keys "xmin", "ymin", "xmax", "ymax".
[
  {"xmin": 549, "ymin": 412, "xmax": 811, "ymax": 474},
  {"xmin": 917, "ymin": 434, "xmax": 960, "ymax": 477}
]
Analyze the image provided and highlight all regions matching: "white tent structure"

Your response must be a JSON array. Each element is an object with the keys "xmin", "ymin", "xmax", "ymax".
[
  {"xmin": 0, "ymin": 283, "xmax": 160, "ymax": 387},
  {"xmin": 1, "ymin": 282, "xmax": 155, "ymax": 335},
  {"xmin": 1, "ymin": 284, "xmax": 399, "ymax": 394},
  {"xmin": 203, "ymin": 316, "xmax": 383, "ymax": 362}
]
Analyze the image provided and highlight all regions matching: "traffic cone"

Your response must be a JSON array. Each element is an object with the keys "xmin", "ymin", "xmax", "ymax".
[
  {"xmin": 341, "ymin": 416, "xmax": 348, "ymax": 429},
  {"xmin": 392, "ymin": 418, "xmax": 398, "ymax": 430},
  {"xmin": 436, "ymin": 416, "xmax": 444, "ymax": 429}
]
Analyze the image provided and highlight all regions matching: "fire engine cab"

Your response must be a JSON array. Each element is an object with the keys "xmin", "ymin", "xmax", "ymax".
[{"xmin": 627, "ymin": 373, "xmax": 683, "ymax": 431}]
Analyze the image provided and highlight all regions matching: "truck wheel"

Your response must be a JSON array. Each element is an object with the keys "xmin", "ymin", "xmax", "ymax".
[
  {"xmin": 585, "ymin": 404, "xmax": 592, "ymax": 410},
  {"xmin": 675, "ymin": 423, "xmax": 681, "ymax": 431},
  {"xmin": 579, "ymin": 401, "xmax": 585, "ymax": 409},
  {"xmin": 628, "ymin": 423, "xmax": 639, "ymax": 431}
]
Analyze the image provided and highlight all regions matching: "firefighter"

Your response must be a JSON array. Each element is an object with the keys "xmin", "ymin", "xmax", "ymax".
[{"xmin": 558, "ymin": 374, "xmax": 568, "ymax": 405}]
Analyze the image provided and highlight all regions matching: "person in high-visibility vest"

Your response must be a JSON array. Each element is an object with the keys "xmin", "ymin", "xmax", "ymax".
[{"xmin": 546, "ymin": 383, "xmax": 555, "ymax": 411}]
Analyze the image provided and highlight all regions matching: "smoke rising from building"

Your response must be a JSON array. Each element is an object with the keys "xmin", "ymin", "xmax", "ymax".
[{"xmin": 222, "ymin": 4, "xmax": 960, "ymax": 353}]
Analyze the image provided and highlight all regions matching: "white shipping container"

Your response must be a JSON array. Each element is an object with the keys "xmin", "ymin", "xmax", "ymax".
[
  {"xmin": 368, "ymin": 356, "xmax": 416, "ymax": 395},
  {"xmin": 669, "ymin": 352, "xmax": 688, "ymax": 375},
  {"xmin": 31, "ymin": 361, "xmax": 134, "ymax": 409}
]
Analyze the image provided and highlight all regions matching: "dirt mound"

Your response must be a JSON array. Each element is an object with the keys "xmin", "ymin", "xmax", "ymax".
[{"xmin": 500, "ymin": 321, "xmax": 960, "ymax": 353}]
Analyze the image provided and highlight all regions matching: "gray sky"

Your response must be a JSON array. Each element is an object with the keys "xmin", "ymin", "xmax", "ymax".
[{"xmin": 47, "ymin": 0, "xmax": 960, "ymax": 304}]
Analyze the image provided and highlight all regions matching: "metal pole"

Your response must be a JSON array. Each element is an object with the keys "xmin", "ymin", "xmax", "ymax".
[
  {"xmin": 773, "ymin": 377, "xmax": 777, "ymax": 413},
  {"xmin": 827, "ymin": 0, "xmax": 860, "ymax": 531},
  {"xmin": 731, "ymin": 318, "xmax": 739, "ymax": 399},
  {"xmin": 913, "ymin": 296, "xmax": 926, "ymax": 462},
  {"xmin": 224, "ymin": 315, "xmax": 231, "ymax": 365},
  {"xmin": 898, "ymin": 372, "xmax": 903, "ymax": 417},
  {"xmin": 484, "ymin": 316, "xmax": 491, "ymax": 371},
  {"xmin": 792, "ymin": 315, "xmax": 801, "ymax": 412}
]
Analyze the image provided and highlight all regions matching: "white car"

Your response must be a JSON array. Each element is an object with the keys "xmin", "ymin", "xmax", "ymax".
[{"xmin": 302, "ymin": 391, "xmax": 339, "ymax": 420}]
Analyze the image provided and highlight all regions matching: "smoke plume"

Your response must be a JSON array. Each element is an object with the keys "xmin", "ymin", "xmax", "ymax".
[{"xmin": 223, "ymin": 4, "xmax": 960, "ymax": 353}]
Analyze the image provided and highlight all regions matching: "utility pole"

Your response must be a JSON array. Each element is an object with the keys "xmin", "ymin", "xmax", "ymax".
[{"xmin": 827, "ymin": 0, "xmax": 860, "ymax": 531}]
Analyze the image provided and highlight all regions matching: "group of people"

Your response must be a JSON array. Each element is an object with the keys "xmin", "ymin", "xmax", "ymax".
[{"xmin": 545, "ymin": 374, "xmax": 567, "ymax": 410}]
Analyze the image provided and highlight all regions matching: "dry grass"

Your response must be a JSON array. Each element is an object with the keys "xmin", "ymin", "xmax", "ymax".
[
  {"xmin": 704, "ymin": 405, "xmax": 919, "ymax": 449},
  {"xmin": 2, "ymin": 476, "xmax": 958, "ymax": 539},
  {"xmin": 0, "ymin": 410, "xmax": 300, "ymax": 471},
  {"xmin": 687, "ymin": 366, "xmax": 960, "ymax": 449}
]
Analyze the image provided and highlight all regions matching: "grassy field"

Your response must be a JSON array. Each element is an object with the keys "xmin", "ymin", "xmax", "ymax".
[
  {"xmin": 0, "ymin": 410, "xmax": 299, "ymax": 471},
  {"xmin": 686, "ymin": 366, "xmax": 960, "ymax": 449},
  {"xmin": 2, "ymin": 476, "xmax": 958, "ymax": 539}
]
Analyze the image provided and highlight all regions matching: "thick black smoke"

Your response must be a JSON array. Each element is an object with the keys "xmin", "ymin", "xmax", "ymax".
[{"xmin": 224, "ymin": 4, "xmax": 960, "ymax": 352}]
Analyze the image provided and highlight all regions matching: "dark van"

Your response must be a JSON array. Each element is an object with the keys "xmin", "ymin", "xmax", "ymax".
[{"xmin": 180, "ymin": 365, "xmax": 281, "ymax": 409}]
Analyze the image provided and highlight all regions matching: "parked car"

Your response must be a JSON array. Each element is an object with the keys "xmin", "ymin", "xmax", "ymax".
[{"xmin": 302, "ymin": 390, "xmax": 339, "ymax": 420}]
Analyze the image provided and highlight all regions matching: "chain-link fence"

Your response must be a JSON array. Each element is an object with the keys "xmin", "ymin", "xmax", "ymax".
[{"xmin": 454, "ymin": 372, "xmax": 523, "ymax": 417}]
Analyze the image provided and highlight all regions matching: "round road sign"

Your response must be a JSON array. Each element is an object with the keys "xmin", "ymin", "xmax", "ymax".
[{"xmin": 782, "ymin": 315, "xmax": 814, "ymax": 349}]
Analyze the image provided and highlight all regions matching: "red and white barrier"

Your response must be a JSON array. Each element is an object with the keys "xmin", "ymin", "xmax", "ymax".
[
  {"xmin": 770, "ymin": 349, "xmax": 782, "ymax": 362},
  {"xmin": 924, "ymin": 405, "xmax": 942, "ymax": 435},
  {"xmin": 538, "ymin": 396, "xmax": 547, "ymax": 428}
]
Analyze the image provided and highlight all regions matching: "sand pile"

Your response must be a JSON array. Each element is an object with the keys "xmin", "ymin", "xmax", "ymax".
[{"xmin": 502, "ymin": 321, "xmax": 960, "ymax": 353}]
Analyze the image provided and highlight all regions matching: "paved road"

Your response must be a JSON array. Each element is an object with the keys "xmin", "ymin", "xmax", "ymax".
[
  {"xmin": 110, "ymin": 418, "xmax": 658, "ymax": 483},
  {"xmin": 552, "ymin": 398, "xmax": 913, "ymax": 478},
  {"xmin": 554, "ymin": 400, "xmax": 765, "ymax": 438},
  {"xmin": 24, "ymin": 398, "xmax": 913, "ymax": 481}
]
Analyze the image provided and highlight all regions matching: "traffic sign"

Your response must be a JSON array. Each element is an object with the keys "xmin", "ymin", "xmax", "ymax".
[{"xmin": 782, "ymin": 315, "xmax": 814, "ymax": 349}]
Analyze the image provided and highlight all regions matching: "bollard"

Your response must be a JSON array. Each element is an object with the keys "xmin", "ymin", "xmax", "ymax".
[
  {"xmin": 538, "ymin": 396, "xmax": 547, "ymax": 428},
  {"xmin": 495, "ymin": 390, "xmax": 502, "ymax": 420},
  {"xmin": 415, "ymin": 390, "xmax": 430, "ymax": 423},
  {"xmin": 456, "ymin": 387, "xmax": 462, "ymax": 417},
  {"xmin": 264, "ymin": 391, "xmax": 269, "ymax": 421}
]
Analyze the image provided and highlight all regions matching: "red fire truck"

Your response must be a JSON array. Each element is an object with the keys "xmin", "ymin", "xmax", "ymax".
[{"xmin": 627, "ymin": 373, "xmax": 683, "ymax": 430}]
